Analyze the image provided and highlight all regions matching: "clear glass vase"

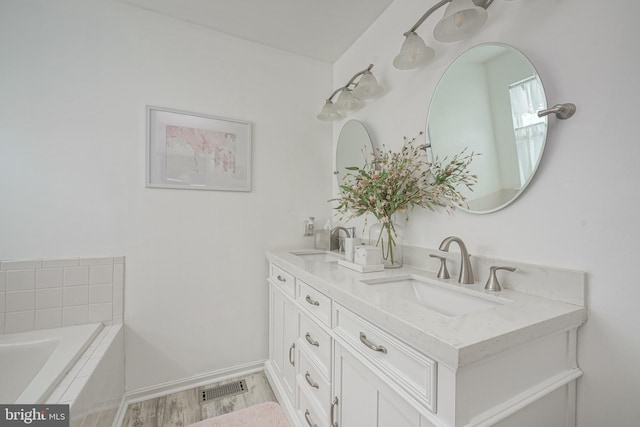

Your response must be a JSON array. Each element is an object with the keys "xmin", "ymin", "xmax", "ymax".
[{"xmin": 369, "ymin": 213, "xmax": 405, "ymax": 268}]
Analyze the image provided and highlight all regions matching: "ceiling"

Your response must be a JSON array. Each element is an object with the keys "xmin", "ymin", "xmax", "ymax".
[{"xmin": 116, "ymin": 0, "xmax": 395, "ymax": 63}]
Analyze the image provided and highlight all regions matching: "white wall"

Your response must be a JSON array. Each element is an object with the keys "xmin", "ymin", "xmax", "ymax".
[
  {"xmin": 429, "ymin": 62, "xmax": 500, "ymax": 198},
  {"xmin": 0, "ymin": 0, "xmax": 333, "ymax": 392},
  {"xmin": 333, "ymin": 0, "xmax": 640, "ymax": 425},
  {"xmin": 485, "ymin": 51, "xmax": 532, "ymax": 190}
]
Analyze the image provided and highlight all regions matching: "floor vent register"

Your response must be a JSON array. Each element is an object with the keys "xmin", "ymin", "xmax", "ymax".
[{"xmin": 200, "ymin": 379, "xmax": 248, "ymax": 403}]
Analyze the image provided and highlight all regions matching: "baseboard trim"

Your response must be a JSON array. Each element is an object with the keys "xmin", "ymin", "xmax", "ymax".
[
  {"xmin": 111, "ymin": 395, "xmax": 128, "ymax": 427},
  {"xmin": 124, "ymin": 360, "xmax": 267, "ymax": 405}
]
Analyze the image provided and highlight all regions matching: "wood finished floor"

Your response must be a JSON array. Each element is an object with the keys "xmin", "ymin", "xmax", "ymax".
[{"xmin": 121, "ymin": 371, "xmax": 277, "ymax": 427}]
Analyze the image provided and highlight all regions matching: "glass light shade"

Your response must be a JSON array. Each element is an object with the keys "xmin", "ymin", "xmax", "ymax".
[
  {"xmin": 393, "ymin": 32, "xmax": 435, "ymax": 70},
  {"xmin": 352, "ymin": 71, "xmax": 383, "ymax": 100},
  {"xmin": 317, "ymin": 100, "xmax": 343, "ymax": 121},
  {"xmin": 335, "ymin": 89, "xmax": 364, "ymax": 112},
  {"xmin": 433, "ymin": 0, "xmax": 488, "ymax": 42}
]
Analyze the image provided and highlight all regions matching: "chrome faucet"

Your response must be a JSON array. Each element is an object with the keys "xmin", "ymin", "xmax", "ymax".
[
  {"xmin": 438, "ymin": 236, "xmax": 474, "ymax": 284},
  {"xmin": 330, "ymin": 226, "xmax": 352, "ymax": 252}
]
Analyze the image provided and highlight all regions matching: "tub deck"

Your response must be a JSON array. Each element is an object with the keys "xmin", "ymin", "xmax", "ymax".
[{"xmin": 0, "ymin": 323, "xmax": 103, "ymax": 404}]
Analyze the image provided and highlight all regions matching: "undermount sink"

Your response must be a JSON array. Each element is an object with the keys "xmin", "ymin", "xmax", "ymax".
[
  {"xmin": 362, "ymin": 275, "xmax": 509, "ymax": 317},
  {"xmin": 291, "ymin": 251, "xmax": 343, "ymax": 262}
]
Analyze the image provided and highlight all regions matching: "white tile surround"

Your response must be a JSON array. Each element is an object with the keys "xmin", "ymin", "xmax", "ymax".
[{"xmin": 0, "ymin": 256, "xmax": 124, "ymax": 334}]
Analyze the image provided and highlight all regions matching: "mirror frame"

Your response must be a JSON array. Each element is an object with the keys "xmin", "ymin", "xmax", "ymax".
[{"xmin": 427, "ymin": 42, "xmax": 548, "ymax": 214}]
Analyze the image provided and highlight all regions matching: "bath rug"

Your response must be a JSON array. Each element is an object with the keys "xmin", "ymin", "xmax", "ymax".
[{"xmin": 186, "ymin": 401, "xmax": 290, "ymax": 427}]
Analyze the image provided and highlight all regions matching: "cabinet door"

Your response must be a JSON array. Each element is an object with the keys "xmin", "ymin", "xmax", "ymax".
[
  {"xmin": 282, "ymin": 292, "xmax": 298, "ymax": 400},
  {"xmin": 270, "ymin": 283, "xmax": 298, "ymax": 402},
  {"xmin": 334, "ymin": 343, "xmax": 421, "ymax": 427}
]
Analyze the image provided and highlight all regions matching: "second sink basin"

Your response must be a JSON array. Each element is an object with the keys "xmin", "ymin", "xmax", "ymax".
[
  {"xmin": 291, "ymin": 250, "xmax": 343, "ymax": 262},
  {"xmin": 362, "ymin": 275, "xmax": 508, "ymax": 316}
]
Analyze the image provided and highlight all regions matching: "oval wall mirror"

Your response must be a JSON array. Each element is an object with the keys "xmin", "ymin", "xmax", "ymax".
[
  {"xmin": 427, "ymin": 43, "xmax": 548, "ymax": 213},
  {"xmin": 335, "ymin": 120, "xmax": 373, "ymax": 184}
]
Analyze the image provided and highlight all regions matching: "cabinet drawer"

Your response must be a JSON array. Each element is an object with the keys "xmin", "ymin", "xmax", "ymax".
[
  {"xmin": 298, "ymin": 349, "xmax": 331, "ymax": 421},
  {"xmin": 297, "ymin": 280, "xmax": 332, "ymax": 327},
  {"xmin": 298, "ymin": 384, "xmax": 329, "ymax": 427},
  {"xmin": 334, "ymin": 303, "xmax": 437, "ymax": 413},
  {"xmin": 270, "ymin": 264, "xmax": 295, "ymax": 296},
  {"xmin": 299, "ymin": 313, "xmax": 332, "ymax": 378}
]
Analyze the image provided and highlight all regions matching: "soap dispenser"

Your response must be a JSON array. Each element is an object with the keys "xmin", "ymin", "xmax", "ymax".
[{"xmin": 304, "ymin": 217, "xmax": 315, "ymax": 236}]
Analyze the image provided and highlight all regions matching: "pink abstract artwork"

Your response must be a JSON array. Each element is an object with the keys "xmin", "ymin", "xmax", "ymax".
[{"xmin": 165, "ymin": 125, "xmax": 237, "ymax": 176}]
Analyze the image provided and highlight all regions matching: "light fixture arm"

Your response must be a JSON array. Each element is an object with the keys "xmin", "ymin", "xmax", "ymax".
[
  {"xmin": 325, "ymin": 64, "xmax": 375, "ymax": 102},
  {"xmin": 403, "ymin": 0, "xmax": 494, "ymax": 36}
]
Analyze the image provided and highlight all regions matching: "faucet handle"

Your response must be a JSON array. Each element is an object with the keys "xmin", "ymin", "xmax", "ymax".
[
  {"xmin": 429, "ymin": 254, "xmax": 450, "ymax": 280},
  {"xmin": 485, "ymin": 266, "xmax": 516, "ymax": 292}
]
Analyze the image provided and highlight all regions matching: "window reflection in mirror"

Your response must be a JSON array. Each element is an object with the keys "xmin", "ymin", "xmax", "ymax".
[
  {"xmin": 427, "ymin": 43, "xmax": 548, "ymax": 213},
  {"xmin": 509, "ymin": 76, "xmax": 546, "ymax": 187}
]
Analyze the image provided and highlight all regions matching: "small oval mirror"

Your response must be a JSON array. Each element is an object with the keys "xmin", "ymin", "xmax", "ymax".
[
  {"xmin": 335, "ymin": 120, "xmax": 373, "ymax": 184},
  {"xmin": 427, "ymin": 43, "xmax": 548, "ymax": 213}
]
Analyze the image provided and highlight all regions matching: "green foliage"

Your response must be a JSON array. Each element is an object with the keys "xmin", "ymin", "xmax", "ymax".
[{"xmin": 331, "ymin": 132, "xmax": 478, "ymax": 222}]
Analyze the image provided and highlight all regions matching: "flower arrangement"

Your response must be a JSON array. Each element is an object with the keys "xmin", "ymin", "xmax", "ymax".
[{"xmin": 332, "ymin": 132, "xmax": 477, "ymax": 266}]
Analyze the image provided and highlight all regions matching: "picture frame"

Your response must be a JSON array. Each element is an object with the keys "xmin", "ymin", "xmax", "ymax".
[{"xmin": 146, "ymin": 106, "xmax": 252, "ymax": 191}]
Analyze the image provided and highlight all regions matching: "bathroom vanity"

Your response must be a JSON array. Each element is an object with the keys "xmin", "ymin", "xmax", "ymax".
[{"xmin": 265, "ymin": 249, "xmax": 587, "ymax": 427}]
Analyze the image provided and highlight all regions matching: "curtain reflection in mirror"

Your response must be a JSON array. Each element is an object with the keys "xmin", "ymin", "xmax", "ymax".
[{"xmin": 509, "ymin": 76, "xmax": 547, "ymax": 187}]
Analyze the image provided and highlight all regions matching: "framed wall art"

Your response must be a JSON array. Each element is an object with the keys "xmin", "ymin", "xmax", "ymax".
[{"xmin": 146, "ymin": 106, "xmax": 252, "ymax": 191}]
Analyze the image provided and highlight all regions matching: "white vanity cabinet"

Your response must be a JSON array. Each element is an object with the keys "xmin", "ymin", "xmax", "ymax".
[
  {"xmin": 265, "ymin": 254, "xmax": 586, "ymax": 427},
  {"xmin": 333, "ymin": 303, "xmax": 437, "ymax": 415},
  {"xmin": 268, "ymin": 267, "xmax": 298, "ymax": 406},
  {"xmin": 267, "ymin": 262, "xmax": 432, "ymax": 427},
  {"xmin": 334, "ymin": 341, "xmax": 432, "ymax": 427},
  {"xmin": 267, "ymin": 265, "xmax": 335, "ymax": 427}
]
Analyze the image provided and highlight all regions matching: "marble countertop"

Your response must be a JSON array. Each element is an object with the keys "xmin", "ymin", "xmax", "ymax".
[{"xmin": 266, "ymin": 249, "xmax": 588, "ymax": 370}]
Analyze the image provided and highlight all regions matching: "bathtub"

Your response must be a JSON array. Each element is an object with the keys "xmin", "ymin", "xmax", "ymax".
[{"xmin": 0, "ymin": 323, "xmax": 103, "ymax": 404}]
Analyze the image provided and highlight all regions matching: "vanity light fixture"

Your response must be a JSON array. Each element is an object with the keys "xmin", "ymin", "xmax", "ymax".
[
  {"xmin": 394, "ymin": 0, "xmax": 495, "ymax": 70},
  {"xmin": 317, "ymin": 64, "xmax": 383, "ymax": 121}
]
